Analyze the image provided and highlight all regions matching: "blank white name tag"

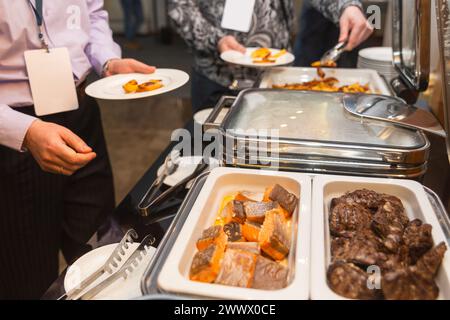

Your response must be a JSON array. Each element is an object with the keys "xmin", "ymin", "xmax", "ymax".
[
  {"xmin": 221, "ymin": 0, "xmax": 256, "ymax": 33},
  {"xmin": 24, "ymin": 47, "xmax": 78, "ymax": 116}
]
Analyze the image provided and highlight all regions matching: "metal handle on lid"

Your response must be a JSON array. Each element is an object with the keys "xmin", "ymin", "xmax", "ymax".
[{"xmin": 203, "ymin": 95, "xmax": 236, "ymax": 132}]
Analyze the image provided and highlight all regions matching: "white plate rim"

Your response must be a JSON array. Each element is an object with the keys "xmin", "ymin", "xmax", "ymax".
[
  {"xmin": 220, "ymin": 47, "xmax": 295, "ymax": 68},
  {"xmin": 85, "ymin": 69, "xmax": 190, "ymax": 100}
]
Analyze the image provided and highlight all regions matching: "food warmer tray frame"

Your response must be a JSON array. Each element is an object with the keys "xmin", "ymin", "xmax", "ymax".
[
  {"xmin": 140, "ymin": 171, "xmax": 210, "ymax": 299},
  {"xmin": 204, "ymin": 90, "xmax": 430, "ymax": 179},
  {"xmin": 140, "ymin": 170, "xmax": 450, "ymax": 299}
]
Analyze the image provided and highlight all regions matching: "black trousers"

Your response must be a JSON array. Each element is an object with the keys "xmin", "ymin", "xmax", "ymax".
[
  {"xmin": 0, "ymin": 93, "xmax": 115, "ymax": 299},
  {"xmin": 293, "ymin": 1, "xmax": 359, "ymax": 68}
]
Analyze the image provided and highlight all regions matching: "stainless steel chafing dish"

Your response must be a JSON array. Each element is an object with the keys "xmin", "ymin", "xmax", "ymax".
[{"xmin": 204, "ymin": 89, "xmax": 430, "ymax": 179}]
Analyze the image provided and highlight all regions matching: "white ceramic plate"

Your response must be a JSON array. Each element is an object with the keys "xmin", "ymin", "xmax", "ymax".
[
  {"xmin": 221, "ymin": 47, "xmax": 295, "ymax": 68},
  {"xmin": 157, "ymin": 156, "xmax": 220, "ymax": 188},
  {"xmin": 64, "ymin": 243, "xmax": 156, "ymax": 300},
  {"xmin": 85, "ymin": 69, "xmax": 189, "ymax": 100},
  {"xmin": 358, "ymin": 47, "xmax": 393, "ymax": 62}
]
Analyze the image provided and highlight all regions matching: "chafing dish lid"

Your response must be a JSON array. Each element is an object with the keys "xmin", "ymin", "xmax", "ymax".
[{"xmin": 222, "ymin": 90, "xmax": 427, "ymax": 149}]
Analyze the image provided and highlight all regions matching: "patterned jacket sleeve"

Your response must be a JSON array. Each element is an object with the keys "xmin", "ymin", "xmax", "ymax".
[
  {"xmin": 308, "ymin": 0, "xmax": 363, "ymax": 24},
  {"xmin": 168, "ymin": 0, "xmax": 226, "ymax": 55}
]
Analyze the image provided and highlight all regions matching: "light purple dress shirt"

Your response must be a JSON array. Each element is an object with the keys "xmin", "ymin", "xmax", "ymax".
[{"xmin": 0, "ymin": 0, "xmax": 121, "ymax": 151}]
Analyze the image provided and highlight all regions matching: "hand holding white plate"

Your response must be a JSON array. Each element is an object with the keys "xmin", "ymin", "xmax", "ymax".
[
  {"xmin": 85, "ymin": 69, "xmax": 189, "ymax": 100},
  {"xmin": 221, "ymin": 47, "xmax": 295, "ymax": 68}
]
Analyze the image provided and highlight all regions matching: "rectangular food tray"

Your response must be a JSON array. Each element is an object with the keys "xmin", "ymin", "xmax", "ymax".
[
  {"xmin": 259, "ymin": 67, "xmax": 392, "ymax": 96},
  {"xmin": 157, "ymin": 167, "xmax": 312, "ymax": 300},
  {"xmin": 311, "ymin": 175, "xmax": 450, "ymax": 300}
]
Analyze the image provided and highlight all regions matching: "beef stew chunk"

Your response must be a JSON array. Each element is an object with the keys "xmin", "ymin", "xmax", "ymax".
[
  {"xmin": 327, "ymin": 261, "xmax": 379, "ymax": 300},
  {"xmin": 327, "ymin": 189, "xmax": 446, "ymax": 300},
  {"xmin": 329, "ymin": 203, "xmax": 372, "ymax": 238}
]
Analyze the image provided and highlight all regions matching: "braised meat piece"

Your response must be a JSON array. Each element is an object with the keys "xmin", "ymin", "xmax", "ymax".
[
  {"xmin": 221, "ymin": 200, "xmax": 246, "ymax": 224},
  {"xmin": 411, "ymin": 242, "xmax": 447, "ymax": 280},
  {"xmin": 371, "ymin": 202, "xmax": 409, "ymax": 253},
  {"xmin": 332, "ymin": 230, "xmax": 387, "ymax": 267},
  {"xmin": 265, "ymin": 184, "xmax": 298, "ymax": 216},
  {"xmin": 223, "ymin": 222, "xmax": 245, "ymax": 242},
  {"xmin": 196, "ymin": 225, "xmax": 227, "ymax": 251},
  {"xmin": 215, "ymin": 249, "xmax": 257, "ymax": 288},
  {"xmin": 331, "ymin": 189, "xmax": 383, "ymax": 213},
  {"xmin": 381, "ymin": 268, "xmax": 439, "ymax": 300},
  {"xmin": 329, "ymin": 202, "xmax": 372, "ymax": 238},
  {"xmin": 259, "ymin": 210, "xmax": 291, "ymax": 261},
  {"xmin": 243, "ymin": 201, "xmax": 275, "ymax": 224},
  {"xmin": 252, "ymin": 256, "xmax": 288, "ymax": 290},
  {"xmin": 327, "ymin": 261, "xmax": 379, "ymax": 300},
  {"xmin": 403, "ymin": 219, "xmax": 434, "ymax": 264}
]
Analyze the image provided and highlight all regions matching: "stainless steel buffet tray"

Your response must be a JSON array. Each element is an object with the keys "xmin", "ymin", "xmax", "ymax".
[
  {"xmin": 204, "ymin": 89, "xmax": 430, "ymax": 179},
  {"xmin": 139, "ymin": 169, "xmax": 450, "ymax": 299}
]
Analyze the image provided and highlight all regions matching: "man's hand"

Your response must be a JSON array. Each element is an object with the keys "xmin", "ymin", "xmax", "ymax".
[
  {"xmin": 218, "ymin": 35, "xmax": 246, "ymax": 54},
  {"xmin": 23, "ymin": 120, "xmax": 97, "ymax": 176},
  {"xmin": 105, "ymin": 58, "xmax": 156, "ymax": 77},
  {"xmin": 339, "ymin": 6, "xmax": 374, "ymax": 51}
]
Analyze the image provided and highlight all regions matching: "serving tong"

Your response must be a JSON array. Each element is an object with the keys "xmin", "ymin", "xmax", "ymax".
[
  {"xmin": 319, "ymin": 41, "xmax": 348, "ymax": 66},
  {"xmin": 59, "ymin": 229, "xmax": 139, "ymax": 300},
  {"xmin": 78, "ymin": 234, "xmax": 155, "ymax": 300},
  {"xmin": 138, "ymin": 159, "xmax": 209, "ymax": 217},
  {"xmin": 139, "ymin": 150, "xmax": 180, "ymax": 217}
]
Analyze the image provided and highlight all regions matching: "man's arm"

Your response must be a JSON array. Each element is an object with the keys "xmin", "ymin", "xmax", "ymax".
[
  {"xmin": 308, "ymin": 0, "xmax": 363, "ymax": 24},
  {"xmin": 84, "ymin": 0, "xmax": 122, "ymax": 76},
  {"xmin": 168, "ymin": 0, "xmax": 226, "ymax": 56},
  {"xmin": 0, "ymin": 104, "xmax": 36, "ymax": 151}
]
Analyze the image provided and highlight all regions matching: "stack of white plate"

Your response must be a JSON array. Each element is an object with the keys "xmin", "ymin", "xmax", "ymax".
[{"xmin": 357, "ymin": 47, "xmax": 398, "ymax": 82}]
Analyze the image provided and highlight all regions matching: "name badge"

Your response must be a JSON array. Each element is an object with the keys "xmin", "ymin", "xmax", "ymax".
[
  {"xmin": 24, "ymin": 47, "xmax": 79, "ymax": 116},
  {"xmin": 221, "ymin": 0, "xmax": 256, "ymax": 33}
]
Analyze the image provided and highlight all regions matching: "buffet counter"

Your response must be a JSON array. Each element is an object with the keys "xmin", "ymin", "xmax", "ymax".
[{"xmin": 41, "ymin": 114, "xmax": 450, "ymax": 299}]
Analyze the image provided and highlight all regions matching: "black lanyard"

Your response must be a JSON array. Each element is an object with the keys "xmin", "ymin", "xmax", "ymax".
[{"xmin": 28, "ymin": 0, "xmax": 49, "ymax": 52}]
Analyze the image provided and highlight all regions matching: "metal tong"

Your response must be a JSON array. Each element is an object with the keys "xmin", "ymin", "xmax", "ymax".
[
  {"xmin": 320, "ymin": 41, "xmax": 348, "ymax": 65},
  {"xmin": 139, "ymin": 150, "xmax": 180, "ymax": 217},
  {"xmin": 78, "ymin": 234, "xmax": 156, "ymax": 300},
  {"xmin": 138, "ymin": 160, "xmax": 209, "ymax": 217},
  {"xmin": 58, "ymin": 229, "xmax": 139, "ymax": 300}
]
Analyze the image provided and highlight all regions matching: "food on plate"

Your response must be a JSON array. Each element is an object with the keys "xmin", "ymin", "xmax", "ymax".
[
  {"xmin": 311, "ymin": 60, "xmax": 338, "ymax": 68},
  {"xmin": 215, "ymin": 249, "xmax": 257, "ymax": 288},
  {"xmin": 122, "ymin": 80, "xmax": 138, "ymax": 93},
  {"xmin": 196, "ymin": 225, "xmax": 227, "ymax": 251},
  {"xmin": 136, "ymin": 80, "xmax": 163, "ymax": 92},
  {"xmin": 251, "ymin": 48, "xmax": 287, "ymax": 64},
  {"xmin": 259, "ymin": 210, "xmax": 291, "ymax": 261},
  {"xmin": 273, "ymin": 67, "xmax": 370, "ymax": 93},
  {"xmin": 327, "ymin": 189, "xmax": 447, "ymax": 300},
  {"xmin": 189, "ymin": 243, "xmax": 225, "ymax": 283},
  {"xmin": 122, "ymin": 79, "xmax": 163, "ymax": 94},
  {"xmin": 189, "ymin": 184, "xmax": 298, "ymax": 290},
  {"xmin": 242, "ymin": 221, "xmax": 262, "ymax": 242},
  {"xmin": 252, "ymin": 256, "xmax": 289, "ymax": 290}
]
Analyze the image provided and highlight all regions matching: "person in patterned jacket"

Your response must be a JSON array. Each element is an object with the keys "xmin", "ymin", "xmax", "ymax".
[
  {"xmin": 169, "ymin": 0, "xmax": 372, "ymax": 111},
  {"xmin": 294, "ymin": 0, "xmax": 374, "ymax": 67}
]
